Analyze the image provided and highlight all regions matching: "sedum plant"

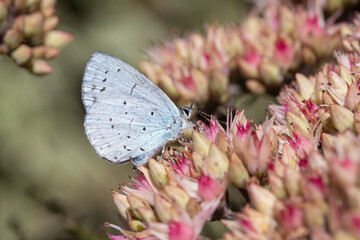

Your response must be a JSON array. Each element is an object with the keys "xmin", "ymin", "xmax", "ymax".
[
  {"xmin": 0, "ymin": 0, "xmax": 73, "ymax": 74},
  {"xmin": 101, "ymin": 1, "xmax": 360, "ymax": 239}
]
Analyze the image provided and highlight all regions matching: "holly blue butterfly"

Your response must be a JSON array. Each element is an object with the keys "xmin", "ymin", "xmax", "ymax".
[{"xmin": 82, "ymin": 52, "xmax": 193, "ymax": 165}]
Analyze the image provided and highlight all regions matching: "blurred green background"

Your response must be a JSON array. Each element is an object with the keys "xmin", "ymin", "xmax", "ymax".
[{"xmin": 0, "ymin": 1, "xmax": 255, "ymax": 239}]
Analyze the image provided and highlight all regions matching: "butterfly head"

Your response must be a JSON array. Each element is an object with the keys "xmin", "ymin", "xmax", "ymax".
[{"xmin": 179, "ymin": 103, "xmax": 195, "ymax": 130}]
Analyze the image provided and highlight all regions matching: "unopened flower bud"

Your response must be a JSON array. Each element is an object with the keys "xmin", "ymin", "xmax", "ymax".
[
  {"xmin": 154, "ymin": 195, "xmax": 174, "ymax": 223},
  {"xmin": 44, "ymin": 30, "xmax": 73, "ymax": 48},
  {"xmin": 259, "ymin": 61, "xmax": 282, "ymax": 87},
  {"xmin": 210, "ymin": 71, "xmax": 228, "ymax": 100},
  {"xmin": 137, "ymin": 206, "xmax": 156, "ymax": 223},
  {"xmin": 197, "ymin": 174, "xmax": 222, "ymax": 201},
  {"xmin": 127, "ymin": 195, "xmax": 148, "ymax": 220},
  {"xmin": 192, "ymin": 131, "xmax": 211, "ymax": 156},
  {"xmin": 11, "ymin": 44, "xmax": 32, "ymax": 65},
  {"xmin": 345, "ymin": 82, "xmax": 360, "ymax": 111},
  {"xmin": 23, "ymin": 12, "xmax": 44, "ymax": 37},
  {"xmin": 12, "ymin": 15, "xmax": 25, "ymax": 30},
  {"xmin": 286, "ymin": 111, "xmax": 311, "ymax": 136},
  {"xmin": 329, "ymin": 105, "xmax": 355, "ymax": 132},
  {"xmin": 43, "ymin": 15, "xmax": 59, "ymax": 32},
  {"xmin": 42, "ymin": 6, "xmax": 55, "ymax": 18},
  {"xmin": 112, "ymin": 191, "xmax": 130, "ymax": 219},
  {"xmin": 245, "ymin": 79, "xmax": 266, "ymax": 94},
  {"xmin": 302, "ymin": 46, "xmax": 316, "ymax": 64},
  {"xmin": 148, "ymin": 158, "xmax": 169, "ymax": 188},
  {"xmin": 3, "ymin": 29, "xmax": 23, "ymax": 49},
  {"xmin": 129, "ymin": 220, "xmax": 145, "ymax": 231},
  {"xmin": 296, "ymin": 73, "xmax": 315, "ymax": 100},
  {"xmin": 30, "ymin": 59, "xmax": 53, "ymax": 74},
  {"xmin": 159, "ymin": 73, "xmax": 180, "ymax": 99},
  {"xmin": 203, "ymin": 144, "xmax": 229, "ymax": 180},
  {"xmin": 268, "ymin": 173, "xmax": 286, "ymax": 199},
  {"xmin": 164, "ymin": 185, "xmax": 190, "ymax": 208},
  {"xmin": 229, "ymin": 153, "xmax": 249, "ymax": 189},
  {"xmin": 248, "ymin": 183, "xmax": 276, "ymax": 216}
]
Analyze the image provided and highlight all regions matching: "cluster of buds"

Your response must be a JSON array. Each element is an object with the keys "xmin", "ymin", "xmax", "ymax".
[
  {"xmin": 106, "ymin": 108, "xmax": 360, "ymax": 239},
  {"xmin": 223, "ymin": 130, "xmax": 360, "ymax": 240},
  {"xmin": 107, "ymin": 128, "xmax": 230, "ymax": 239},
  {"xmin": 0, "ymin": 0, "xmax": 73, "ymax": 74},
  {"xmin": 103, "ymin": 2, "xmax": 360, "ymax": 240},
  {"xmin": 106, "ymin": 110, "xmax": 290, "ymax": 239},
  {"xmin": 140, "ymin": 3, "xmax": 345, "ymax": 107},
  {"xmin": 268, "ymin": 50, "xmax": 360, "ymax": 139}
]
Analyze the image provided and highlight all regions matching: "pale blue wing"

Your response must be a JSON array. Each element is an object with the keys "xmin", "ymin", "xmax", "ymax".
[{"xmin": 82, "ymin": 52, "xmax": 182, "ymax": 164}]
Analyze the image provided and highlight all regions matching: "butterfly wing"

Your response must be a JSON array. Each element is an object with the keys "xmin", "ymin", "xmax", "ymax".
[{"xmin": 82, "ymin": 52, "xmax": 181, "ymax": 164}]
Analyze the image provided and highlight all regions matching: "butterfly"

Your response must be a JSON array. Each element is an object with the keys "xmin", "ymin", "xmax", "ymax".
[{"xmin": 82, "ymin": 52, "xmax": 193, "ymax": 165}]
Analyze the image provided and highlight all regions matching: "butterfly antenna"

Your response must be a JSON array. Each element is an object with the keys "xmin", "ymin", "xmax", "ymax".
[{"xmin": 194, "ymin": 107, "xmax": 211, "ymax": 122}]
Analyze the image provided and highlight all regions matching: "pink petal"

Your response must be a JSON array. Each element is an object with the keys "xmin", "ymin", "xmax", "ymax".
[
  {"xmin": 169, "ymin": 221, "xmax": 194, "ymax": 240},
  {"xmin": 107, "ymin": 233, "xmax": 128, "ymax": 240},
  {"xmin": 279, "ymin": 204, "xmax": 304, "ymax": 230},
  {"xmin": 197, "ymin": 174, "xmax": 222, "ymax": 201}
]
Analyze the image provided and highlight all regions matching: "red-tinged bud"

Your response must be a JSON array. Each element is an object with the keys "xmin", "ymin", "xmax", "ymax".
[
  {"xmin": 279, "ymin": 204, "xmax": 304, "ymax": 231},
  {"xmin": 11, "ymin": 44, "xmax": 32, "ymax": 65},
  {"xmin": 43, "ymin": 46, "xmax": 60, "ymax": 59},
  {"xmin": 30, "ymin": 59, "xmax": 53, "ymax": 74},
  {"xmin": 3, "ymin": 29, "xmax": 23, "ymax": 49},
  {"xmin": 43, "ymin": 15, "xmax": 59, "ymax": 32},
  {"xmin": 42, "ymin": 6, "xmax": 55, "ymax": 18},
  {"xmin": 197, "ymin": 174, "xmax": 222, "ymax": 201},
  {"xmin": 238, "ymin": 51, "xmax": 260, "ymax": 78},
  {"xmin": 44, "ymin": 30, "xmax": 73, "ymax": 48},
  {"xmin": 32, "ymin": 45, "xmax": 46, "ymax": 58},
  {"xmin": 12, "ymin": 15, "xmax": 25, "ymax": 30},
  {"xmin": 169, "ymin": 221, "xmax": 194, "ymax": 240}
]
